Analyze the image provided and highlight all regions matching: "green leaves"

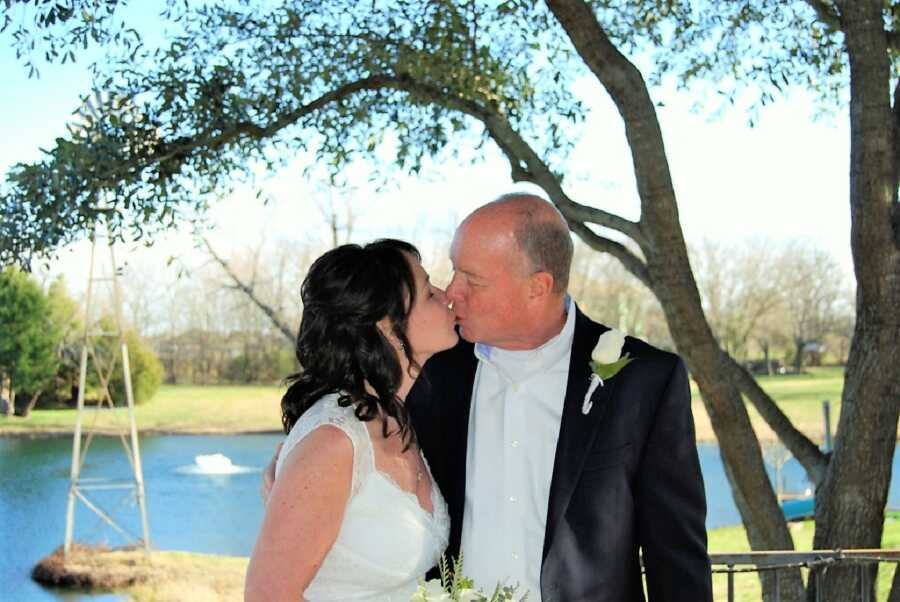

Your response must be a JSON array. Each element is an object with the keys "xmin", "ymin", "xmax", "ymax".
[
  {"xmin": 592, "ymin": 353, "xmax": 634, "ymax": 381},
  {"xmin": 0, "ymin": 268, "xmax": 61, "ymax": 394},
  {"xmin": 2, "ymin": 0, "xmax": 592, "ymax": 265}
]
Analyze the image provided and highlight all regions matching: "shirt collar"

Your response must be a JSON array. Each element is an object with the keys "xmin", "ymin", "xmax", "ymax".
[{"xmin": 474, "ymin": 296, "xmax": 576, "ymax": 380}]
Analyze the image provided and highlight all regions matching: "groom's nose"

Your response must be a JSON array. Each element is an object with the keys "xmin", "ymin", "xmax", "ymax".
[{"xmin": 446, "ymin": 273, "xmax": 464, "ymax": 304}]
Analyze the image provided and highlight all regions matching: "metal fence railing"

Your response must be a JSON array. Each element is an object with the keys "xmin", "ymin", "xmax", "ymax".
[{"xmin": 710, "ymin": 550, "xmax": 900, "ymax": 602}]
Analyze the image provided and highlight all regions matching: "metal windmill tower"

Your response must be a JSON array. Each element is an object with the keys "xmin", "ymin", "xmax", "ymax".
[{"xmin": 63, "ymin": 92, "xmax": 151, "ymax": 555}]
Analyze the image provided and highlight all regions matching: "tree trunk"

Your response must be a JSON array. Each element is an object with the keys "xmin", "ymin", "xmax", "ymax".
[
  {"xmin": 888, "ymin": 565, "xmax": 900, "ymax": 602},
  {"xmin": 15, "ymin": 391, "xmax": 41, "ymax": 418},
  {"xmin": 811, "ymin": 1, "xmax": 900, "ymax": 600},
  {"xmin": 794, "ymin": 338, "xmax": 804, "ymax": 373},
  {"xmin": 645, "ymin": 254, "xmax": 805, "ymax": 602},
  {"xmin": 542, "ymin": 3, "xmax": 807, "ymax": 598},
  {"xmin": 1, "ymin": 376, "xmax": 7, "ymax": 417}
]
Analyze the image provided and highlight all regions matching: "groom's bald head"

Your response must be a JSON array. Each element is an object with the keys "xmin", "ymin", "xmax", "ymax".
[{"xmin": 476, "ymin": 193, "xmax": 573, "ymax": 294}]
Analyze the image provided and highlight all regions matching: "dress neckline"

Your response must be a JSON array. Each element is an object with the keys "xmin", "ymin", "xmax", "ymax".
[
  {"xmin": 363, "ymin": 426, "xmax": 438, "ymax": 519},
  {"xmin": 372, "ymin": 465, "xmax": 438, "ymax": 520}
]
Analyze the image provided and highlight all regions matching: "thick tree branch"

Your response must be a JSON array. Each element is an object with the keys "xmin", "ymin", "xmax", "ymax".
[
  {"xmin": 894, "ymin": 76, "xmax": 900, "ymax": 251},
  {"xmin": 565, "ymin": 200, "xmax": 645, "ymax": 244},
  {"xmin": 805, "ymin": 0, "xmax": 842, "ymax": 31},
  {"xmin": 568, "ymin": 221, "xmax": 651, "ymax": 288},
  {"xmin": 141, "ymin": 75, "xmax": 404, "ymax": 172},
  {"xmin": 113, "ymin": 69, "xmax": 652, "ymax": 258},
  {"xmin": 392, "ymin": 78, "xmax": 651, "ymax": 248},
  {"xmin": 202, "ymin": 237, "xmax": 295, "ymax": 344},
  {"xmin": 722, "ymin": 353, "xmax": 828, "ymax": 485},
  {"xmin": 544, "ymin": 0, "xmax": 681, "ymax": 237},
  {"xmin": 810, "ymin": 0, "xmax": 900, "ymax": 50},
  {"xmin": 893, "ymin": 77, "xmax": 900, "ymax": 194}
]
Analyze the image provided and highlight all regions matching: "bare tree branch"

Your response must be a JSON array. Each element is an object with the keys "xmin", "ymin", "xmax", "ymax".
[
  {"xmin": 722, "ymin": 353, "xmax": 828, "ymax": 485},
  {"xmin": 568, "ymin": 221, "xmax": 651, "ymax": 288},
  {"xmin": 201, "ymin": 237, "xmax": 295, "ymax": 344},
  {"xmin": 393, "ymin": 79, "xmax": 651, "ymax": 248}
]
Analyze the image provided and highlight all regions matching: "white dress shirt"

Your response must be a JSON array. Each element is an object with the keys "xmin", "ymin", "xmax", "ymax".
[{"xmin": 459, "ymin": 299, "xmax": 576, "ymax": 600}]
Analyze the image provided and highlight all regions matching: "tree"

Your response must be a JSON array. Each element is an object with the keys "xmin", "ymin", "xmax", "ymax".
[
  {"xmin": 780, "ymin": 244, "xmax": 845, "ymax": 372},
  {"xmin": 692, "ymin": 239, "xmax": 792, "ymax": 362},
  {"xmin": 569, "ymin": 241, "xmax": 672, "ymax": 349},
  {"xmin": 41, "ymin": 275, "xmax": 84, "ymax": 407},
  {"xmin": 1, "ymin": 0, "xmax": 164, "ymax": 78},
  {"xmin": 670, "ymin": 5, "xmax": 899, "ymax": 597},
  {"xmin": 0, "ymin": 268, "xmax": 61, "ymax": 416},
  {"xmin": 88, "ymin": 317, "xmax": 163, "ymax": 404},
  {"xmin": 692, "ymin": 240, "xmax": 853, "ymax": 371},
  {"xmin": 3, "ymin": 1, "xmax": 899, "ymax": 599}
]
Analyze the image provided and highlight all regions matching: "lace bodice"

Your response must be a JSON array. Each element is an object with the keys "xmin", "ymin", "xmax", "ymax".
[{"xmin": 275, "ymin": 393, "xmax": 450, "ymax": 601}]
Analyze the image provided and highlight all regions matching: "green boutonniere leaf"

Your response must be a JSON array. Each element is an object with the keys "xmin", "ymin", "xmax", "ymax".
[{"xmin": 592, "ymin": 353, "xmax": 634, "ymax": 380}]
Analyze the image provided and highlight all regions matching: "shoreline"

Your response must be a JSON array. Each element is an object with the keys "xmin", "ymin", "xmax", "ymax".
[
  {"xmin": 0, "ymin": 426, "xmax": 285, "ymax": 439},
  {"xmin": 0, "ymin": 425, "xmax": 839, "ymax": 444}
]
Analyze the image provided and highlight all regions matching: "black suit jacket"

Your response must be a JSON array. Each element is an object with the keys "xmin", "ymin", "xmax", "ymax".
[{"xmin": 408, "ymin": 307, "xmax": 712, "ymax": 602}]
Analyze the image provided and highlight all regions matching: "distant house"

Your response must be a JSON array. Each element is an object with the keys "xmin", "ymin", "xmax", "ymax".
[{"xmin": 803, "ymin": 341, "xmax": 827, "ymax": 366}]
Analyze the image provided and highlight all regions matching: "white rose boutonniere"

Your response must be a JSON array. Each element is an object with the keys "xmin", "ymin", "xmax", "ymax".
[{"xmin": 582, "ymin": 328, "xmax": 634, "ymax": 415}]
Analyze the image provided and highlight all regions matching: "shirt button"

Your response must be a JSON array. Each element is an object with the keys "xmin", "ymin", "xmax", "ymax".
[
  {"xmin": 509, "ymin": 496, "xmax": 517, "ymax": 503},
  {"xmin": 512, "ymin": 552, "xmax": 519, "ymax": 560},
  {"xmin": 511, "ymin": 440, "xmax": 519, "ymax": 448}
]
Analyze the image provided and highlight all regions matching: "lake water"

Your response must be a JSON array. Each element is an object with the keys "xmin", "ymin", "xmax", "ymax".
[{"xmin": 2, "ymin": 434, "xmax": 899, "ymax": 601}]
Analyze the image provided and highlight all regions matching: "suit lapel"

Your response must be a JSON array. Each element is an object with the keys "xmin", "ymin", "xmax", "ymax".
[
  {"xmin": 445, "ymin": 343, "xmax": 478, "ymax": 559},
  {"xmin": 542, "ymin": 309, "xmax": 614, "ymax": 561}
]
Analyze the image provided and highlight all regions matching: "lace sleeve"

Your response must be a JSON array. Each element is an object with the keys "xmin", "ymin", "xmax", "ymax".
[{"xmin": 274, "ymin": 394, "xmax": 372, "ymax": 497}]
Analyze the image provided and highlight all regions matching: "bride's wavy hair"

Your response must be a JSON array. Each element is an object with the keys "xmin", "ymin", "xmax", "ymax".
[{"xmin": 281, "ymin": 239, "xmax": 420, "ymax": 445}]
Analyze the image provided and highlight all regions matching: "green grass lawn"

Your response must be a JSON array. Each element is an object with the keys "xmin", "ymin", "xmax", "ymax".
[
  {"xmin": 2, "ymin": 366, "xmax": 895, "ymax": 444},
  {"xmin": 690, "ymin": 365, "xmax": 858, "ymax": 442},
  {"xmin": 0, "ymin": 384, "xmax": 285, "ymax": 435},
  {"xmin": 706, "ymin": 513, "xmax": 900, "ymax": 601}
]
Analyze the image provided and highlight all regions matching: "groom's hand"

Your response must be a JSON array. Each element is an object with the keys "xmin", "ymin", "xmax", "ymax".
[{"xmin": 260, "ymin": 442, "xmax": 283, "ymax": 504}]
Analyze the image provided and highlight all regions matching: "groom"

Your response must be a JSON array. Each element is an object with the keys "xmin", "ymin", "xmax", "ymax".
[{"xmin": 406, "ymin": 194, "xmax": 712, "ymax": 601}]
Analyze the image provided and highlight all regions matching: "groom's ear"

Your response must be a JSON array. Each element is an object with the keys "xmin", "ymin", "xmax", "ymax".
[{"xmin": 527, "ymin": 271, "xmax": 554, "ymax": 300}]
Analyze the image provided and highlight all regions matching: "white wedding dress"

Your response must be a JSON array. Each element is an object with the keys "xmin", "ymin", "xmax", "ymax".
[{"xmin": 275, "ymin": 393, "xmax": 450, "ymax": 601}]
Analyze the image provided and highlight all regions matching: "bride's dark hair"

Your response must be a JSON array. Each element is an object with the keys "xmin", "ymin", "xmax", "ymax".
[{"xmin": 281, "ymin": 238, "xmax": 421, "ymax": 445}]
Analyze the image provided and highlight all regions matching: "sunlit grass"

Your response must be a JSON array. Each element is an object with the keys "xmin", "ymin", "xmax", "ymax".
[
  {"xmin": 34, "ymin": 545, "xmax": 247, "ymax": 601},
  {"xmin": 706, "ymin": 512, "xmax": 900, "ymax": 601},
  {"xmin": 690, "ymin": 366, "xmax": 857, "ymax": 442},
  {"xmin": 4, "ymin": 366, "xmax": 895, "ymax": 445},
  {"xmin": 0, "ymin": 384, "xmax": 284, "ymax": 435}
]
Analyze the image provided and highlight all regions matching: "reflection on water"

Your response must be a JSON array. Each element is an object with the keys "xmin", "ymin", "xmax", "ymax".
[{"xmin": 2, "ymin": 435, "xmax": 899, "ymax": 601}]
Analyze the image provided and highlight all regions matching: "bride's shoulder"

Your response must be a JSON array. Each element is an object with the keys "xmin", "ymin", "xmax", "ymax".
[
  {"xmin": 276, "ymin": 394, "xmax": 368, "ymax": 481},
  {"xmin": 293, "ymin": 391, "xmax": 348, "ymax": 421}
]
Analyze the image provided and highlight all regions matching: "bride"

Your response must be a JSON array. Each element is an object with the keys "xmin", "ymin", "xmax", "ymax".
[{"xmin": 244, "ymin": 239, "xmax": 458, "ymax": 601}]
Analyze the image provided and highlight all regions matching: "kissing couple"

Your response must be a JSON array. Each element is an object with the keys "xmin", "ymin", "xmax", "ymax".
[{"xmin": 244, "ymin": 194, "xmax": 713, "ymax": 601}]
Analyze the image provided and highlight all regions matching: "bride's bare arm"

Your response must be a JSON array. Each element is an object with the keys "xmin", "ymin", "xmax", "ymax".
[
  {"xmin": 244, "ymin": 426, "xmax": 353, "ymax": 601},
  {"xmin": 260, "ymin": 442, "xmax": 282, "ymax": 504}
]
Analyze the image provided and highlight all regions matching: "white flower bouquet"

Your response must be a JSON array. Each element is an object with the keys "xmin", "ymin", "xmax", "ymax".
[{"xmin": 410, "ymin": 556, "xmax": 527, "ymax": 602}]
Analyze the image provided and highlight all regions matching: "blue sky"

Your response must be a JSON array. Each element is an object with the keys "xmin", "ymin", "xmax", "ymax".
[{"xmin": 0, "ymin": 3, "xmax": 854, "ymax": 290}]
